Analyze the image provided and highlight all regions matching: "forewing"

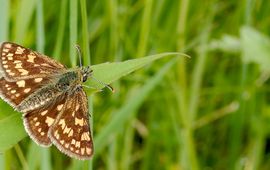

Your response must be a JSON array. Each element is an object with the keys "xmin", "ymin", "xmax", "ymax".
[
  {"xmin": 0, "ymin": 42, "xmax": 65, "ymax": 81},
  {"xmin": 0, "ymin": 77, "xmax": 51, "ymax": 108},
  {"xmin": 23, "ymin": 93, "xmax": 68, "ymax": 146},
  {"xmin": 49, "ymin": 89, "xmax": 93, "ymax": 160}
]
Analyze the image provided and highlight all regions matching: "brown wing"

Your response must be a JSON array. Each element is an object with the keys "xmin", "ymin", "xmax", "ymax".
[
  {"xmin": 23, "ymin": 93, "xmax": 68, "ymax": 146},
  {"xmin": 0, "ymin": 42, "xmax": 65, "ymax": 81},
  {"xmin": 49, "ymin": 88, "xmax": 93, "ymax": 160},
  {"xmin": 0, "ymin": 77, "xmax": 51, "ymax": 108}
]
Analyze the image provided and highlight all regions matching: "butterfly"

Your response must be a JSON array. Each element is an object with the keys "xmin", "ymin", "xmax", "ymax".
[{"xmin": 0, "ymin": 42, "xmax": 105, "ymax": 160}]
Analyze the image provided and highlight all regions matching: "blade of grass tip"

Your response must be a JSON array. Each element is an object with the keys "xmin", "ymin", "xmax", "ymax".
[
  {"xmin": 70, "ymin": 0, "xmax": 78, "ymax": 67},
  {"xmin": 94, "ymin": 58, "xmax": 177, "ymax": 156},
  {"xmin": 0, "ymin": 0, "xmax": 9, "ymax": 41},
  {"xmin": 14, "ymin": 0, "xmax": 37, "ymax": 43},
  {"xmin": 53, "ymin": 0, "xmax": 68, "ymax": 60},
  {"xmin": 36, "ymin": 1, "xmax": 52, "ymax": 169},
  {"xmin": 89, "ymin": 52, "xmax": 187, "ymax": 89},
  {"xmin": 80, "ymin": 0, "xmax": 92, "ymax": 164}
]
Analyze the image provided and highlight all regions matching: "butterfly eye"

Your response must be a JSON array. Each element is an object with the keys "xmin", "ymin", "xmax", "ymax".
[{"xmin": 83, "ymin": 74, "xmax": 88, "ymax": 82}]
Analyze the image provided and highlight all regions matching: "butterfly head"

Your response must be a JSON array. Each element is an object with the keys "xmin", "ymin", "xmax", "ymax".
[{"xmin": 81, "ymin": 66, "xmax": 93, "ymax": 83}]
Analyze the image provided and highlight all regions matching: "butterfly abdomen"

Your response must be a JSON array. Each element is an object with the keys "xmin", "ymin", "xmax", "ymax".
[{"xmin": 17, "ymin": 85, "xmax": 63, "ymax": 112}]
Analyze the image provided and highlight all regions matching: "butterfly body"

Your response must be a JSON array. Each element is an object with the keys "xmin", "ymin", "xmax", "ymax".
[{"xmin": 0, "ymin": 42, "xmax": 94, "ymax": 159}]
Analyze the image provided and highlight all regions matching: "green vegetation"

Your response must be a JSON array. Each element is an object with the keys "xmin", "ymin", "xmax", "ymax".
[{"xmin": 0, "ymin": 0, "xmax": 270, "ymax": 169}]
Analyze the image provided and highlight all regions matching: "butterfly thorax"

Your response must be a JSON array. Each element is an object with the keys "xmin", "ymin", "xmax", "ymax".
[
  {"xmin": 55, "ymin": 71, "xmax": 81, "ymax": 91},
  {"xmin": 17, "ymin": 66, "xmax": 92, "ymax": 113}
]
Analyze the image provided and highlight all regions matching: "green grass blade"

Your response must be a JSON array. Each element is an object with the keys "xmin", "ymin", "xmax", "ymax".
[{"xmin": 88, "ymin": 53, "xmax": 187, "ymax": 90}]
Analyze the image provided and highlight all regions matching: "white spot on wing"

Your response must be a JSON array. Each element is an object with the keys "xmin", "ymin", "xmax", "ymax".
[
  {"xmin": 75, "ymin": 105, "xmax": 79, "ymax": 111},
  {"xmin": 18, "ymin": 68, "xmax": 29, "ymax": 75},
  {"xmin": 15, "ymin": 63, "xmax": 22, "ymax": 69},
  {"xmin": 75, "ymin": 117, "xmax": 84, "ymax": 126},
  {"xmin": 86, "ymin": 148, "xmax": 91, "ymax": 155},
  {"xmin": 5, "ymin": 43, "xmax": 11, "ymax": 48},
  {"xmin": 27, "ymin": 54, "xmax": 36, "ymax": 63},
  {"xmin": 81, "ymin": 148, "xmax": 85, "ymax": 154},
  {"xmin": 68, "ymin": 129, "xmax": 73, "ymax": 137},
  {"xmin": 45, "ymin": 116, "xmax": 54, "ymax": 126},
  {"xmin": 71, "ymin": 139, "xmax": 76, "ymax": 145},
  {"xmin": 59, "ymin": 119, "xmax": 66, "ymax": 129},
  {"xmin": 6, "ymin": 53, "xmax": 13, "ymax": 57},
  {"xmin": 75, "ymin": 141, "xmax": 80, "ymax": 148},
  {"xmin": 24, "ymin": 88, "xmax": 31, "ymax": 93},
  {"xmin": 57, "ymin": 104, "xmax": 64, "ymax": 111},
  {"xmin": 34, "ymin": 78, "xmax": 43, "ymax": 83},
  {"xmin": 15, "ymin": 47, "xmax": 24, "ymax": 54},
  {"xmin": 63, "ymin": 126, "xmax": 71, "ymax": 134},
  {"xmin": 16, "ymin": 80, "xmax": 25, "ymax": 87},
  {"xmin": 40, "ymin": 110, "xmax": 48, "ymax": 116}
]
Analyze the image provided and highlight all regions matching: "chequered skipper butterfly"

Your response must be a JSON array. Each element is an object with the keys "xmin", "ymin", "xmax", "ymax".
[{"xmin": 0, "ymin": 42, "xmax": 106, "ymax": 160}]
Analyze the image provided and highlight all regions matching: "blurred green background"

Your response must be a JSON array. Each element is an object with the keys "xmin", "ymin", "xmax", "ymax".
[{"xmin": 1, "ymin": 0, "xmax": 270, "ymax": 170}]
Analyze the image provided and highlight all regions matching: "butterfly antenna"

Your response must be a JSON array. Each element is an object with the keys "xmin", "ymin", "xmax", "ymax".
[
  {"xmin": 91, "ymin": 76, "xmax": 115, "ymax": 93},
  {"xmin": 75, "ymin": 45, "xmax": 83, "ymax": 67}
]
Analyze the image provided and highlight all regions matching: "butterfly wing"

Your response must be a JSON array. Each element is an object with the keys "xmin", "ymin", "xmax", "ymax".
[
  {"xmin": 0, "ymin": 77, "xmax": 51, "ymax": 108},
  {"xmin": 23, "ymin": 93, "xmax": 68, "ymax": 146},
  {"xmin": 0, "ymin": 42, "xmax": 65, "ymax": 81},
  {"xmin": 49, "ymin": 88, "xmax": 93, "ymax": 159},
  {"xmin": 0, "ymin": 42, "xmax": 66, "ymax": 108},
  {"xmin": 0, "ymin": 42, "xmax": 69, "ymax": 146}
]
